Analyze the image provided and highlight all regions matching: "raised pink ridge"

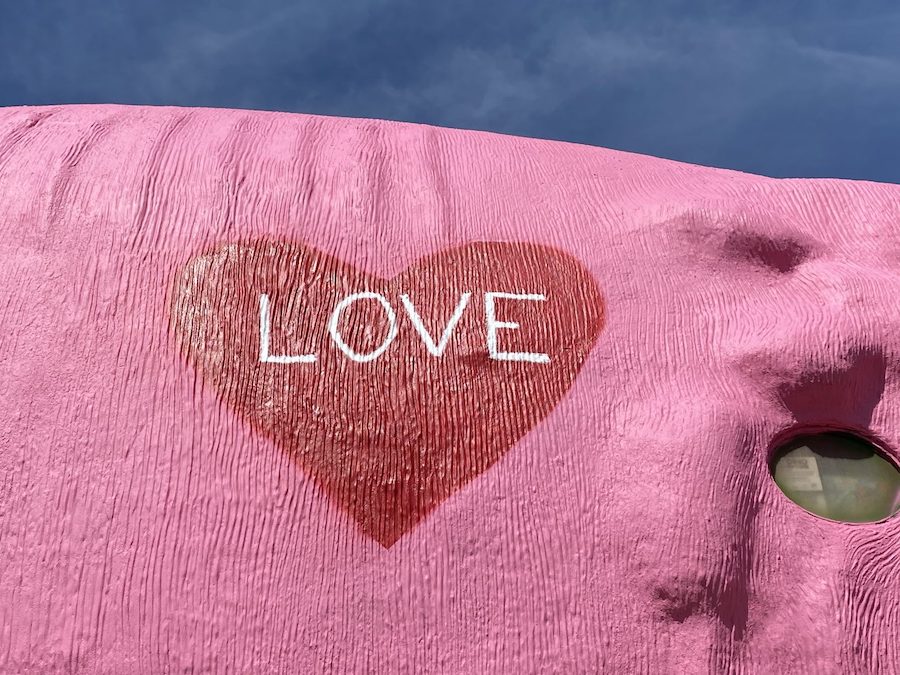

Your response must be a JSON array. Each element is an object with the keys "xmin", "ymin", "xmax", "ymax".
[{"xmin": 1, "ymin": 104, "xmax": 899, "ymax": 673}]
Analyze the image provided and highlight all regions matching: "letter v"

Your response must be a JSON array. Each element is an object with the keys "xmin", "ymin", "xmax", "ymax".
[{"xmin": 400, "ymin": 292, "xmax": 471, "ymax": 357}]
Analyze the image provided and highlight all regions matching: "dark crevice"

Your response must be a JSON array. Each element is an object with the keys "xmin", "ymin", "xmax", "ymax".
[
  {"xmin": 722, "ymin": 230, "xmax": 811, "ymax": 273},
  {"xmin": 777, "ymin": 347, "xmax": 887, "ymax": 428}
]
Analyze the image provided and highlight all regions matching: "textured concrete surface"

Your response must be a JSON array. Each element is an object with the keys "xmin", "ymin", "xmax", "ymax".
[{"xmin": 1, "ymin": 104, "xmax": 899, "ymax": 673}]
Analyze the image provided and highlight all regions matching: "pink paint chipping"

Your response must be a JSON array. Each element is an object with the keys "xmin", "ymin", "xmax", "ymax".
[{"xmin": 1, "ymin": 104, "xmax": 900, "ymax": 673}]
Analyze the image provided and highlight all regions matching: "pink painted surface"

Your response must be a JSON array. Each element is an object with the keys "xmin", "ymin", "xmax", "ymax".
[{"xmin": 1, "ymin": 104, "xmax": 900, "ymax": 673}]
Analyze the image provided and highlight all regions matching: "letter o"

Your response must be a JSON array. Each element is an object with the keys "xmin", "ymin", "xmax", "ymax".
[{"xmin": 327, "ymin": 292, "xmax": 399, "ymax": 363}]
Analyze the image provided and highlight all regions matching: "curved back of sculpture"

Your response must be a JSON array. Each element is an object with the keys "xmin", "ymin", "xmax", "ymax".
[{"xmin": 1, "ymin": 104, "xmax": 899, "ymax": 673}]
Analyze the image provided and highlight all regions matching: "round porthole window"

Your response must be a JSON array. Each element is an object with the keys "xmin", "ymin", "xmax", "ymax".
[{"xmin": 770, "ymin": 431, "xmax": 900, "ymax": 523}]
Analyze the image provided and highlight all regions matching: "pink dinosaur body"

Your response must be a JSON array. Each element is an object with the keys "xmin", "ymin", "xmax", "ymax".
[{"xmin": 1, "ymin": 104, "xmax": 898, "ymax": 673}]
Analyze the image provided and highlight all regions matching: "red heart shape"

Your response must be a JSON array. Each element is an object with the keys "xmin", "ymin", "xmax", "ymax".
[{"xmin": 170, "ymin": 239, "xmax": 605, "ymax": 547}]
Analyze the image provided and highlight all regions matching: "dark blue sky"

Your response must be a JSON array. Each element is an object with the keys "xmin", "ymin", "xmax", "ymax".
[{"xmin": 2, "ymin": 1, "xmax": 899, "ymax": 183}]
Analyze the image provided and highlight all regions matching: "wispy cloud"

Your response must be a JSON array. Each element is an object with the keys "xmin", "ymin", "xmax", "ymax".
[{"xmin": 1, "ymin": 1, "xmax": 899, "ymax": 181}]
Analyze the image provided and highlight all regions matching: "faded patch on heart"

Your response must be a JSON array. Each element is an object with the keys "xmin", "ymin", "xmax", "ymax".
[{"xmin": 170, "ymin": 239, "xmax": 605, "ymax": 546}]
